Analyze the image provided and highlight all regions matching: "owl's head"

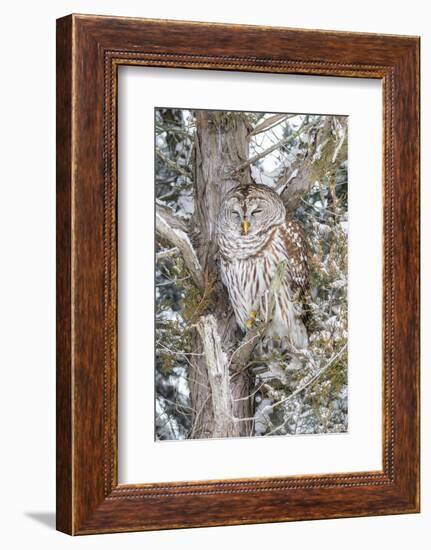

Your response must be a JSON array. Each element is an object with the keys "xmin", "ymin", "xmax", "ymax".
[{"xmin": 218, "ymin": 183, "xmax": 286, "ymax": 238}]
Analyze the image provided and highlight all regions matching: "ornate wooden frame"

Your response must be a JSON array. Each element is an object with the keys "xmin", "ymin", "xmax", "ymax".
[{"xmin": 56, "ymin": 14, "xmax": 420, "ymax": 535}]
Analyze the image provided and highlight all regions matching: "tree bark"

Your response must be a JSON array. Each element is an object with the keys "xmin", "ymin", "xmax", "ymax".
[{"xmin": 188, "ymin": 111, "xmax": 254, "ymax": 438}]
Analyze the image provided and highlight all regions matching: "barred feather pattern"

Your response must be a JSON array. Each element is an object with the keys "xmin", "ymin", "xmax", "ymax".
[{"xmin": 217, "ymin": 184, "xmax": 308, "ymax": 350}]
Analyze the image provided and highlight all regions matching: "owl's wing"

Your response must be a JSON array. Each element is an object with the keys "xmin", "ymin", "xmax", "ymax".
[{"xmin": 280, "ymin": 217, "xmax": 309, "ymax": 299}]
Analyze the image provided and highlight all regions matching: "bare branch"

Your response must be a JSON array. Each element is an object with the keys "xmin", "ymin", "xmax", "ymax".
[
  {"xmin": 249, "ymin": 114, "xmax": 295, "ymax": 137},
  {"xmin": 227, "ymin": 122, "xmax": 313, "ymax": 178},
  {"xmin": 229, "ymin": 326, "xmax": 266, "ymax": 372},
  {"xmin": 156, "ymin": 200, "xmax": 188, "ymax": 232},
  {"xmin": 157, "ymin": 394, "xmax": 196, "ymax": 414},
  {"xmin": 156, "ymin": 202, "xmax": 204, "ymax": 289},
  {"xmin": 197, "ymin": 314, "xmax": 233, "ymax": 438},
  {"xmin": 156, "ymin": 148, "xmax": 192, "ymax": 179},
  {"xmin": 331, "ymin": 118, "xmax": 347, "ymax": 163},
  {"xmin": 233, "ymin": 381, "xmax": 267, "ymax": 402}
]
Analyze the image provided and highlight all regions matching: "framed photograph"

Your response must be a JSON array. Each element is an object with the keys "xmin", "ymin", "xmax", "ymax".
[{"xmin": 56, "ymin": 14, "xmax": 420, "ymax": 534}]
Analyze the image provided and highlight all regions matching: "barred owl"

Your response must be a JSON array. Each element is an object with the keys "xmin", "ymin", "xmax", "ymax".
[{"xmin": 217, "ymin": 183, "xmax": 308, "ymax": 351}]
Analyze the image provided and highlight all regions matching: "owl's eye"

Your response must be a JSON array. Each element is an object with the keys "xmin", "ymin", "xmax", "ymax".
[
  {"xmin": 231, "ymin": 211, "xmax": 241, "ymax": 218},
  {"xmin": 251, "ymin": 209, "xmax": 263, "ymax": 217}
]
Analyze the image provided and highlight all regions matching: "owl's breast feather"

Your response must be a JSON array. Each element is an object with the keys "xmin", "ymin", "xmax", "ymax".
[{"xmin": 219, "ymin": 245, "xmax": 279, "ymax": 332}]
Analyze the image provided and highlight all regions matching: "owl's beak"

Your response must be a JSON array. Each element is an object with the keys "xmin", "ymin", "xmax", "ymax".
[{"xmin": 242, "ymin": 219, "xmax": 250, "ymax": 235}]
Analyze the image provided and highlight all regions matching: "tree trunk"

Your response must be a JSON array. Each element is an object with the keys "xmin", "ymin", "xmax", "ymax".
[{"xmin": 188, "ymin": 111, "xmax": 254, "ymax": 438}]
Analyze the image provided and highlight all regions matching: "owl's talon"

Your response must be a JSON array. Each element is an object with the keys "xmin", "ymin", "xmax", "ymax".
[{"xmin": 246, "ymin": 311, "xmax": 258, "ymax": 329}]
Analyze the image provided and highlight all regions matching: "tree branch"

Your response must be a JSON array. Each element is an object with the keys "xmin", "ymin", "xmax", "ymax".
[
  {"xmin": 156, "ymin": 247, "xmax": 179, "ymax": 261},
  {"xmin": 279, "ymin": 160, "xmax": 315, "ymax": 208},
  {"xmin": 197, "ymin": 314, "xmax": 233, "ymax": 438},
  {"xmin": 249, "ymin": 114, "xmax": 294, "ymax": 137},
  {"xmin": 261, "ymin": 343, "xmax": 348, "ymax": 428},
  {"xmin": 156, "ymin": 149, "xmax": 192, "ymax": 179},
  {"xmin": 155, "ymin": 201, "xmax": 204, "ymax": 289},
  {"xmin": 229, "ymin": 326, "xmax": 267, "ymax": 372},
  {"xmin": 227, "ymin": 122, "xmax": 314, "ymax": 178},
  {"xmin": 278, "ymin": 118, "xmax": 347, "ymax": 208}
]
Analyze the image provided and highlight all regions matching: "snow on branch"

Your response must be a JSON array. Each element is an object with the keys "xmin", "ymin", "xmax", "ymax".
[
  {"xmin": 278, "ymin": 161, "xmax": 315, "ymax": 208},
  {"xmin": 261, "ymin": 342, "xmax": 348, "ymax": 435},
  {"xmin": 155, "ymin": 201, "xmax": 204, "ymax": 289},
  {"xmin": 156, "ymin": 246, "xmax": 179, "ymax": 261}
]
